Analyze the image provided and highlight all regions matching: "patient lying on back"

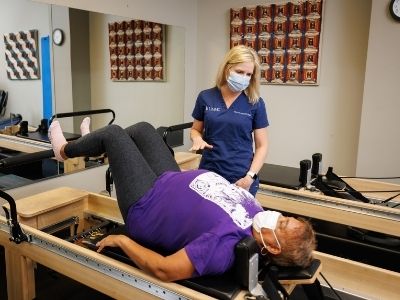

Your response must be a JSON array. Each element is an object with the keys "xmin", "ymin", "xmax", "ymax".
[{"xmin": 49, "ymin": 119, "xmax": 316, "ymax": 281}]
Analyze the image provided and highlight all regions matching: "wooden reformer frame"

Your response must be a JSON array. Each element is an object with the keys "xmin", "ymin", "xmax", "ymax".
[
  {"xmin": 1, "ymin": 186, "xmax": 321, "ymax": 300},
  {"xmin": 1, "ymin": 151, "xmax": 399, "ymax": 299}
]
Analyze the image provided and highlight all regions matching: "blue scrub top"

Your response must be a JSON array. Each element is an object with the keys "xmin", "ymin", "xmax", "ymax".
[{"xmin": 192, "ymin": 87, "xmax": 269, "ymax": 189}]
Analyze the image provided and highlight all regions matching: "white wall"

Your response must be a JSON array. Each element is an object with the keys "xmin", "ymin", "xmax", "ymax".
[
  {"xmin": 0, "ymin": 0, "xmax": 51, "ymax": 126},
  {"xmin": 36, "ymin": 0, "xmax": 198, "ymax": 130},
  {"xmin": 357, "ymin": 0, "xmax": 400, "ymax": 182},
  {"xmin": 13, "ymin": 0, "xmax": 400, "ymax": 182},
  {"xmin": 50, "ymin": 5, "xmax": 74, "ymax": 131},
  {"xmin": 196, "ymin": 0, "xmax": 371, "ymax": 176},
  {"xmin": 88, "ymin": 13, "xmax": 185, "ymax": 129}
]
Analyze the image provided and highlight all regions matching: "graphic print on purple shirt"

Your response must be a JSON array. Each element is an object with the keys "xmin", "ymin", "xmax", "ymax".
[
  {"xmin": 189, "ymin": 172, "xmax": 256, "ymax": 229},
  {"xmin": 127, "ymin": 170, "xmax": 263, "ymax": 277}
]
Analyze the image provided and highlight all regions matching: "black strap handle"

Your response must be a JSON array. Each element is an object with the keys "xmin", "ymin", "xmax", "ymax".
[
  {"xmin": 161, "ymin": 122, "xmax": 193, "ymax": 155},
  {"xmin": 162, "ymin": 122, "xmax": 193, "ymax": 143}
]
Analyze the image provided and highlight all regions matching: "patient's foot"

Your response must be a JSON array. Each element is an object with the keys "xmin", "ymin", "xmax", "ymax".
[
  {"xmin": 80, "ymin": 117, "xmax": 91, "ymax": 136},
  {"xmin": 48, "ymin": 120, "xmax": 67, "ymax": 161}
]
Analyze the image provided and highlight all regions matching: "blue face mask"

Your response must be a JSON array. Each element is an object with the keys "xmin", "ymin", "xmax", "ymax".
[{"xmin": 227, "ymin": 71, "xmax": 251, "ymax": 93}]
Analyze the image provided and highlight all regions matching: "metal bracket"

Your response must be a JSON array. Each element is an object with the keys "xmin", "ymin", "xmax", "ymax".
[{"xmin": 1, "ymin": 190, "xmax": 31, "ymax": 244}]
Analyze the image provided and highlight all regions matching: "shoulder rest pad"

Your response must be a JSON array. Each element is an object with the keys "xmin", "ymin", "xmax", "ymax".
[{"xmin": 275, "ymin": 259, "xmax": 321, "ymax": 280}]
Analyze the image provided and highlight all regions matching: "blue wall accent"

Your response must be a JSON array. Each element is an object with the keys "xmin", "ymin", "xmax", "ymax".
[{"xmin": 41, "ymin": 36, "xmax": 53, "ymax": 122}]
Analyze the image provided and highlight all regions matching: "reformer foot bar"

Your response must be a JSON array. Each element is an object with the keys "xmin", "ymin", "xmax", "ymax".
[
  {"xmin": 0, "ymin": 109, "xmax": 116, "ymax": 175},
  {"xmin": 0, "ymin": 149, "xmax": 54, "ymax": 169},
  {"xmin": 1, "ymin": 187, "xmax": 322, "ymax": 300}
]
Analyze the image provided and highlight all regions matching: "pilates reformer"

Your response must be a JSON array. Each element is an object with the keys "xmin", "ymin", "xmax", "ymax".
[
  {"xmin": 2, "ymin": 121, "xmax": 400, "ymax": 299},
  {"xmin": 16, "ymin": 108, "xmax": 115, "ymax": 144},
  {"xmin": 0, "ymin": 109, "xmax": 116, "ymax": 189},
  {"xmin": 0, "ymin": 138, "xmax": 323, "ymax": 300},
  {"xmin": 0, "ymin": 114, "xmax": 22, "ymax": 133},
  {"xmin": 159, "ymin": 123, "xmax": 400, "ymax": 299},
  {"xmin": 0, "ymin": 186, "xmax": 322, "ymax": 300}
]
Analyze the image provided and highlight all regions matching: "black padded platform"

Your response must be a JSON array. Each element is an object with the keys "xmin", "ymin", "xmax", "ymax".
[
  {"xmin": 259, "ymin": 163, "xmax": 302, "ymax": 190},
  {"xmin": 75, "ymin": 224, "xmax": 321, "ymax": 300},
  {"xmin": 17, "ymin": 131, "xmax": 80, "ymax": 143},
  {"xmin": 0, "ymin": 114, "xmax": 22, "ymax": 129},
  {"xmin": 0, "ymin": 174, "xmax": 32, "ymax": 189},
  {"xmin": 80, "ymin": 225, "xmax": 240, "ymax": 300},
  {"xmin": 275, "ymin": 259, "xmax": 320, "ymax": 281}
]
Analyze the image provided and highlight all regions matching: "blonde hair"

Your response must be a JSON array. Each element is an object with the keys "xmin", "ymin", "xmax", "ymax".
[{"xmin": 215, "ymin": 45, "xmax": 261, "ymax": 104}]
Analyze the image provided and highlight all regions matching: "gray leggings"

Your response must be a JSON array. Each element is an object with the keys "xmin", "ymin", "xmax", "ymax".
[{"xmin": 64, "ymin": 122, "xmax": 180, "ymax": 221}]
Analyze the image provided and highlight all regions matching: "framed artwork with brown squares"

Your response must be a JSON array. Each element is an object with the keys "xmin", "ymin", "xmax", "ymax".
[
  {"xmin": 108, "ymin": 20, "xmax": 165, "ymax": 81},
  {"xmin": 230, "ymin": 0, "xmax": 323, "ymax": 85}
]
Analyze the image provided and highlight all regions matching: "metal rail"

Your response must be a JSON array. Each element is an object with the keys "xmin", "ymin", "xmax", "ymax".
[
  {"xmin": 50, "ymin": 109, "xmax": 116, "ymax": 125},
  {"xmin": 258, "ymin": 187, "xmax": 400, "ymax": 222},
  {"xmin": 0, "ymin": 219, "xmax": 189, "ymax": 300}
]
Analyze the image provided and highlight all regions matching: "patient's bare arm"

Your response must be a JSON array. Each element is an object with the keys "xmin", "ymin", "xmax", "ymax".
[{"xmin": 96, "ymin": 235, "xmax": 195, "ymax": 282}]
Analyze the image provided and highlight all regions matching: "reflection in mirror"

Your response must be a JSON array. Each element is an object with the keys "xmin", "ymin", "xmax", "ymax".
[
  {"xmin": 0, "ymin": 2, "xmax": 185, "ymax": 190},
  {"xmin": 51, "ymin": 5, "xmax": 185, "ymax": 132}
]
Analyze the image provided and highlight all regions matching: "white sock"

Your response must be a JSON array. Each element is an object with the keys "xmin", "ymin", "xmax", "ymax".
[
  {"xmin": 80, "ymin": 117, "xmax": 91, "ymax": 136},
  {"xmin": 48, "ymin": 120, "xmax": 67, "ymax": 161}
]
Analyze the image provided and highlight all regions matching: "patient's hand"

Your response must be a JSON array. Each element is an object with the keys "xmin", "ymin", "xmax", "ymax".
[{"xmin": 96, "ymin": 234, "xmax": 127, "ymax": 252}]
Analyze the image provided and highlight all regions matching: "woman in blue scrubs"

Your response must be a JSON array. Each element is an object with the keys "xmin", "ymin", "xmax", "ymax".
[{"xmin": 190, "ymin": 45, "xmax": 269, "ymax": 196}]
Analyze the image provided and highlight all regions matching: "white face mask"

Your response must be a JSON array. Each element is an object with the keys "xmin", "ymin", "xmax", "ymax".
[
  {"xmin": 253, "ymin": 210, "xmax": 282, "ymax": 251},
  {"xmin": 227, "ymin": 71, "xmax": 251, "ymax": 93}
]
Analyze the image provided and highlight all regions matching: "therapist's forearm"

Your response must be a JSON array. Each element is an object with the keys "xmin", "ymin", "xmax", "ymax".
[
  {"xmin": 190, "ymin": 128, "xmax": 202, "ymax": 141},
  {"xmin": 249, "ymin": 145, "xmax": 268, "ymax": 174}
]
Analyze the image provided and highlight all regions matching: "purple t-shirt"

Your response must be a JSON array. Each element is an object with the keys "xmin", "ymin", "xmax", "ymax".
[{"xmin": 127, "ymin": 169, "xmax": 263, "ymax": 277}]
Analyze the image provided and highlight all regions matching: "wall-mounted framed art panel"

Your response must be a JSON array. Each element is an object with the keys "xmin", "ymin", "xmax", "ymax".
[
  {"xmin": 230, "ymin": 0, "xmax": 323, "ymax": 85},
  {"xmin": 108, "ymin": 20, "xmax": 165, "ymax": 81},
  {"xmin": 3, "ymin": 30, "xmax": 40, "ymax": 80}
]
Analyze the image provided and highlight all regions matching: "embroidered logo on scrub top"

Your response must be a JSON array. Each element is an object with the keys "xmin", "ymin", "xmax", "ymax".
[
  {"xmin": 205, "ymin": 106, "xmax": 221, "ymax": 112},
  {"xmin": 189, "ymin": 172, "xmax": 260, "ymax": 229}
]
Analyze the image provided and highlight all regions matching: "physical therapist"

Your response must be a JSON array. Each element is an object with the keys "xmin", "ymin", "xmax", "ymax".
[{"xmin": 190, "ymin": 45, "xmax": 269, "ymax": 196}]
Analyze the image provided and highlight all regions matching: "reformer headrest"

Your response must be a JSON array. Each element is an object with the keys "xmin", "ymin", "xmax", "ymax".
[
  {"xmin": 234, "ymin": 236, "xmax": 260, "ymax": 288},
  {"xmin": 234, "ymin": 236, "xmax": 321, "ymax": 287}
]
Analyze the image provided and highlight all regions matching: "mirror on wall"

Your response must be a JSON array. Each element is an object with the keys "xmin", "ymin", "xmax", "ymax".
[
  {"xmin": 51, "ymin": 5, "xmax": 185, "ymax": 133},
  {"xmin": 0, "ymin": 1, "xmax": 185, "ymax": 190}
]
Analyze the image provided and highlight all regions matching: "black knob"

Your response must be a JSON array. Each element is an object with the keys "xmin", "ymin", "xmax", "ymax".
[
  {"xmin": 311, "ymin": 153, "xmax": 322, "ymax": 178},
  {"xmin": 19, "ymin": 121, "xmax": 28, "ymax": 136},
  {"xmin": 39, "ymin": 118, "xmax": 49, "ymax": 134},
  {"xmin": 299, "ymin": 159, "xmax": 311, "ymax": 187}
]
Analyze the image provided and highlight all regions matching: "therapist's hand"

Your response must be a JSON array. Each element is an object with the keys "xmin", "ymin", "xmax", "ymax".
[
  {"xmin": 189, "ymin": 137, "xmax": 213, "ymax": 152},
  {"xmin": 235, "ymin": 176, "xmax": 253, "ymax": 191}
]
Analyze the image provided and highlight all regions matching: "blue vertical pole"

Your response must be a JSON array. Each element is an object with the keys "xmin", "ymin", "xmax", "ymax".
[{"xmin": 41, "ymin": 36, "xmax": 53, "ymax": 121}]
